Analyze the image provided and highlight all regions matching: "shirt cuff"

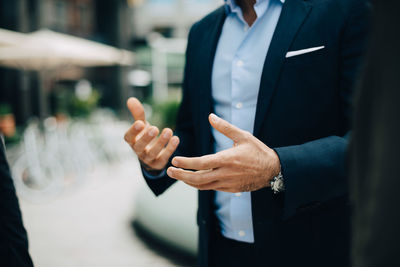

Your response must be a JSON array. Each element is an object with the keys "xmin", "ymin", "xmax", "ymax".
[{"xmin": 142, "ymin": 168, "xmax": 167, "ymax": 179}]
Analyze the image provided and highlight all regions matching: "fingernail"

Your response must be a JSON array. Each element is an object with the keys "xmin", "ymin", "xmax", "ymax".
[
  {"xmin": 163, "ymin": 131, "xmax": 170, "ymax": 139},
  {"xmin": 167, "ymin": 168, "xmax": 173, "ymax": 176},
  {"xmin": 149, "ymin": 128, "xmax": 157, "ymax": 137},
  {"xmin": 134, "ymin": 123, "xmax": 143, "ymax": 130},
  {"xmin": 210, "ymin": 113, "xmax": 218, "ymax": 123},
  {"xmin": 172, "ymin": 158, "xmax": 178, "ymax": 166},
  {"xmin": 172, "ymin": 138, "xmax": 179, "ymax": 145}
]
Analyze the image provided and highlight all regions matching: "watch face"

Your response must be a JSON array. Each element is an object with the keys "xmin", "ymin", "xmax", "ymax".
[
  {"xmin": 275, "ymin": 179, "xmax": 284, "ymax": 191},
  {"xmin": 271, "ymin": 173, "xmax": 284, "ymax": 193}
]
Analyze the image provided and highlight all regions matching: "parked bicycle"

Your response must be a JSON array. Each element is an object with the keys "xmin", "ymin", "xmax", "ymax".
[{"xmin": 10, "ymin": 109, "xmax": 132, "ymax": 203}]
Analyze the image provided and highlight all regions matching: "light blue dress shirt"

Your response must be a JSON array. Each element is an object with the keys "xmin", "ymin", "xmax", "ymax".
[{"xmin": 212, "ymin": 0, "xmax": 284, "ymax": 243}]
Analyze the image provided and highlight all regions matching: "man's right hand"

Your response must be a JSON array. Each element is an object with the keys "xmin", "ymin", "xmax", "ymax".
[{"xmin": 124, "ymin": 97, "xmax": 180, "ymax": 171}]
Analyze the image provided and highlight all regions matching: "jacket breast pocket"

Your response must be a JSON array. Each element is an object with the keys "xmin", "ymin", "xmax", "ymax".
[{"xmin": 284, "ymin": 47, "xmax": 327, "ymax": 67}]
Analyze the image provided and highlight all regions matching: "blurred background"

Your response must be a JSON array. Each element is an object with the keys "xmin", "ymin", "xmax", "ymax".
[{"xmin": 0, "ymin": 0, "xmax": 221, "ymax": 266}]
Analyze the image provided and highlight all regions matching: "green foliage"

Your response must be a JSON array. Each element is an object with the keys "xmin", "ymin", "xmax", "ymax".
[
  {"xmin": 53, "ymin": 88, "xmax": 71, "ymax": 115},
  {"xmin": 4, "ymin": 130, "xmax": 20, "ymax": 145},
  {"xmin": 151, "ymin": 100, "xmax": 180, "ymax": 130},
  {"xmin": 52, "ymin": 84, "xmax": 101, "ymax": 118},
  {"xmin": 69, "ymin": 90, "xmax": 101, "ymax": 117},
  {"xmin": 0, "ymin": 103, "xmax": 12, "ymax": 115}
]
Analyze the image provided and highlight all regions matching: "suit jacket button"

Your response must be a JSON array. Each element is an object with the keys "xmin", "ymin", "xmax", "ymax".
[{"xmin": 202, "ymin": 220, "xmax": 207, "ymax": 225}]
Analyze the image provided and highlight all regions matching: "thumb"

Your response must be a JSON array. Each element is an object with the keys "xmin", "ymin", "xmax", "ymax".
[
  {"xmin": 127, "ymin": 97, "xmax": 146, "ymax": 122},
  {"xmin": 209, "ymin": 113, "xmax": 245, "ymax": 143}
]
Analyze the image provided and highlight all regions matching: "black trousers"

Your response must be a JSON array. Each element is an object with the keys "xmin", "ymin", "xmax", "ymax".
[{"xmin": 209, "ymin": 231, "xmax": 261, "ymax": 267}]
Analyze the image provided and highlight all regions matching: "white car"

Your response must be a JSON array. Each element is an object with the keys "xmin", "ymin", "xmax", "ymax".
[{"xmin": 134, "ymin": 180, "xmax": 198, "ymax": 256}]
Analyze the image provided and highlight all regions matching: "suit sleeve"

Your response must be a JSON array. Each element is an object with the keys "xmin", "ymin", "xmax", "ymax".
[
  {"xmin": 274, "ymin": 0, "xmax": 370, "ymax": 219},
  {"xmin": 142, "ymin": 24, "xmax": 198, "ymax": 196}
]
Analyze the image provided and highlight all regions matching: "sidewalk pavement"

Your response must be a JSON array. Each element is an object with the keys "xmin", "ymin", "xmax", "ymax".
[{"xmin": 18, "ymin": 158, "xmax": 182, "ymax": 267}]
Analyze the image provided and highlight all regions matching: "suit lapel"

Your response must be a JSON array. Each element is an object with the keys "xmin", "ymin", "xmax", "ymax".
[
  {"xmin": 197, "ymin": 7, "xmax": 226, "ymax": 155},
  {"xmin": 253, "ymin": 0, "xmax": 313, "ymax": 137}
]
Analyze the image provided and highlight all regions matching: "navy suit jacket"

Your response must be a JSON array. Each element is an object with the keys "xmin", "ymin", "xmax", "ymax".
[{"xmin": 143, "ymin": 0, "xmax": 370, "ymax": 266}]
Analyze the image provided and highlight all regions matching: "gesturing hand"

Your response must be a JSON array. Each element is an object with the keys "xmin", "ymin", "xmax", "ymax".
[
  {"xmin": 167, "ymin": 114, "xmax": 281, "ymax": 192},
  {"xmin": 124, "ymin": 97, "xmax": 180, "ymax": 171}
]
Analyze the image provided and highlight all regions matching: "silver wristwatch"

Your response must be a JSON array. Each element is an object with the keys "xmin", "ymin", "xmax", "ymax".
[{"xmin": 270, "ymin": 171, "xmax": 284, "ymax": 194}]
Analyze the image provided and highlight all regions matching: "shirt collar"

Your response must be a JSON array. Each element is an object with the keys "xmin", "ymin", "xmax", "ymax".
[{"xmin": 224, "ymin": 0, "xmax": 285, "ymax": 15}]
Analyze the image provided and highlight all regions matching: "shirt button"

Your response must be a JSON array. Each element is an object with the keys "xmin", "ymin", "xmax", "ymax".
[
  {"xmin": 236, "ymin": 60, "xmax": 244, "ymax": 67},
  {"xmin": 239, "ymin": 230, "xmax": 246, "ymax": 237},
  {"xmin": 235, "ymin": 102, "xmax": 243, "ymax": 109},
  {"xmin": 235, "ymin": 193, "xmax": 242, "ymax": 197},
  {"xmin": 244, "ymin": 25, "xmax": 249, "ymax": 31}
]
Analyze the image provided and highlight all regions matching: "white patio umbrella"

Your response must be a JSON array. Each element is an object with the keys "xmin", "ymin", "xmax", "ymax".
[
  {"xmin": 0, "ymin": 29, "xmax": 135, "ymax": 118},
  {"xmin": 0, "ymin": 28, "xmax": 28, "ymax": 47},
  {"xmin": 0, "ymin": 29, "xmax": 134, "ymax": 70}
]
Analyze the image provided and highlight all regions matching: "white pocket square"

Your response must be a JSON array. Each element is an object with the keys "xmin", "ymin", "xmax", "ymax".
[{"xmin": 286, "ymin": 46, "xmax": 325, "ymax": 58}]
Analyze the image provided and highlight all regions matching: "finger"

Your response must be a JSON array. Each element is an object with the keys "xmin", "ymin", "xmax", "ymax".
[
  {"xmin": 124, "ymin": 120, "xmax": 145, "ymax": 145},
  {"xmin": 156, "ymin": 136, "xmax": 180, "ymax": 164},
  {"xmin": 171, "ymin": 152, "xmax": 226, "ymax": 170},
  {"xmin": 147, "ymin": 128, "xmax": 173, "ymax": 159},
  {"xmin": 146, "ymin": 132, "xmax": 159, "ymax": 148},
  {"xmin": 184, "ymin": 180, "xmax": 221, "ymax": 191},
  {"xmin": 167, "ymin": 167, "xmax": 219, "ymax": 185},
  {"xmin": 209, "ymin": 113, "xmax": 245, "ymax": 143},
  {"xmin": 127, "ymin": 97, "xmax": 146, "ymax": 122},
  {"xmin": 133, "ymin": 126, "xmax": 159, "ymax": 154}
]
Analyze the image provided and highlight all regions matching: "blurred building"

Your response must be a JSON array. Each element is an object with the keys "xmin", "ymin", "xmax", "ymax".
[
  {"xmin": 130, "ymin": 0, "xmax": 220, "ymax": 39},
  {"xmin": 0, "ymin": 0, "xmax": 134, "ymax": 124}
]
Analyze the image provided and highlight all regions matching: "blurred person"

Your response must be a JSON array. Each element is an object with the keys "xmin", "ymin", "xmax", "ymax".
[
  {"xmin": 0, "ymin": 135, "xmax": 34, "ymax": 267},
  {"xmin": 350, "ymin": 1, "xmax": 400, "ymax": 266},
  {"xmin": 125, "ymin": 0, "xmax": 370, "ymax": 266}
]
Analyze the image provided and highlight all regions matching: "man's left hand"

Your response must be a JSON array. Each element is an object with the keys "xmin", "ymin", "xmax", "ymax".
[{"xmin": 167, "ymin": 113, "xmax": 281, "ymax": 192}]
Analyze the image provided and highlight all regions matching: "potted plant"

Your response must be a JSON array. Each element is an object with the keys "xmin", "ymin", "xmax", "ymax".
[
  {"xmin": 150, "ymin": 99, "xmax": 180, "ymax": 130},
  {"xmin": 0, "ymin": 103, "xmax": 16, "ymax": 138}
]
